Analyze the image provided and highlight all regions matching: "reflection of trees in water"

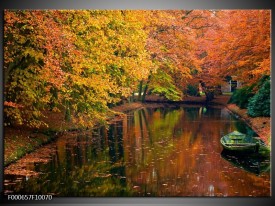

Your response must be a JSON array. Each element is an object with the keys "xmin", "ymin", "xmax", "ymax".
[
  {"xmin": 122, "ymin": 106, "xmax": 269, "ymax": 196},
  {"xmin": 221, "ymin": 150, "xmax": 270, "ymax": 175},
  {"xmin": 5, "ymin": 106, "xmax": 269, "ymax": 197},
  {"xmin": 123, "ymin": 107, "xmax": 184, "ymax": 195},
  {"xmin": 5, "ymin": 124, "xmax": 131, "ymax": 196},
  {"xmin": 108, "ymin": 122, "xmax": 124, "ymax": 163},
  {"xmin": 6, "ymin": 150, "xmax": 130, "ymax": 196}
]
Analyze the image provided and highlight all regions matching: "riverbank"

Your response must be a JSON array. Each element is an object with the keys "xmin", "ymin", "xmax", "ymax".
[{"xmin": 226, "ymin": 104, "xmax": 271, "ymax": 147}]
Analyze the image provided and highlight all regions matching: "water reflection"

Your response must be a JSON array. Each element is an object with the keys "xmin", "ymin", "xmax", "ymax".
[
  {"xmin": 221, "ymin": 150, "xmax": 270, "ymax": 175},
  {"xmin": 4, "ymin": 105, "xmax": 270, "ymax": 196}
]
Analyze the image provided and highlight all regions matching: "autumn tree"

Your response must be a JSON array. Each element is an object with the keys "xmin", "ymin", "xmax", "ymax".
[
  {"xmin": 4, "ymin": 10, "xmax": 153, "ymax": 128},
  {"xmin": 4, "ymin": 10, "xmax": 75, "ymax": 127},
  {"xmin": 176, "ymin": 10, "xmax": 271, "ymax": 102},
  {"xmin": 61, "ymin": 10, "xmax": 153, "ymax": 126},
  {"xmin": 140, "ymin": 10, "xmax": 202, "ymax": 101},
  {"xmin": 199, "ymin": 10, "xmax": 271, "ymax": 89}
]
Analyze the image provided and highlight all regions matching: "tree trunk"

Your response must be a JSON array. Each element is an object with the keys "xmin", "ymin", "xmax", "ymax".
[
  {"xmin": 132, "ymin": 92, "xmax": 135, "ymax": 102},
  {"xmin": 142, "ymin": 84, "xmax": 149, "ymax": 102},
  {"xmin": 64, "ymin": 100, "xmax": 71, "ymax": 122},
  {"xmin": 205, "ymin": 91, "xmax": 214, "ymax": 102},
  {"xmin": 138, "ymin": 80, "xmax": 143, "ymax": 101},
  {"xmin": 142, "ymin": 73, "xmax": 152, "ymax": 102}
]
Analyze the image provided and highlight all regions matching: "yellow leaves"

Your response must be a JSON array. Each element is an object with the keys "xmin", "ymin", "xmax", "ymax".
[
  {"xmin": 3, "ymin": 10, "xmax": 207, "ymax": 128},
  {"xmin": 52, "ymin": 107, "xmax": 60, "ymax": 113},
  {"xmin": 67, "ymin": 10, "xmax": 153, "ymax": 105},
  {"xmin": 4, "ymin": 107, "xmax": 24, "ymax": 126},
  {"xmin": 23, "ymin": 48, "xmax": 44, "ymax": 61}
]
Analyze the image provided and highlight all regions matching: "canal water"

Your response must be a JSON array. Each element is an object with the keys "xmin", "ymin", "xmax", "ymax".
[{"xmin": 4, "ymin": 105, "xmax": 270, "ymax": 196}]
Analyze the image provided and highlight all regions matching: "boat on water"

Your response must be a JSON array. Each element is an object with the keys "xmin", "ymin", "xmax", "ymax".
[{"xmin": 220, "ymin": 131, "xmax": 262, "ymax": 153}]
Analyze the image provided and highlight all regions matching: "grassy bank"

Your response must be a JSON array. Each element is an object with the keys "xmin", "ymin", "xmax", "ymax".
[{"xmin": 4, "ymin": 128, "xmax": 57, "ymax": 167}]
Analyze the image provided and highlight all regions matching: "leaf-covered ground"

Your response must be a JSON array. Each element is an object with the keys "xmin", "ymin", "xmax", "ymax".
[{"xmin": 4, "ymin": 127, "xmax": 56, "ymax": 167}]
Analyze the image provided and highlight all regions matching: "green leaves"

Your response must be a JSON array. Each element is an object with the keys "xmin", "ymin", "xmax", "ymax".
[
  {"xmin": 150, "ymin": 69, "xmax": 182, "ymax": 101},
  {"xmin": 229, "ymin": 85, "xmax": 255, "ymax": 109}
]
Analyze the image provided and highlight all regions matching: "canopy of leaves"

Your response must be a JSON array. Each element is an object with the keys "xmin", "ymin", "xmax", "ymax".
[
  {"xmin": 198, "ymin": 10, "xmax": 270, "ymax": 87},
  {"xmin": 4, "ymin": 10, "xmax": 271, "ymax": 128},
  {"xmin": 4, "ymin": 10, "xmax": 153, "ymax": 128}
]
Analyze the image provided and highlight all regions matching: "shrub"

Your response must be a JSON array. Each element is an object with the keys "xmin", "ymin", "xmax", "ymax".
[
  {"xmin": 187, "ymin": 84, "xmax": 199, "ymax": 96},
  {"xmin": 229, "ymin": 85, "xmax": 255, "ymax": 109},
  {"xmin": 247, "ymin": 80, "xmax": 270, "ymax": 117}
]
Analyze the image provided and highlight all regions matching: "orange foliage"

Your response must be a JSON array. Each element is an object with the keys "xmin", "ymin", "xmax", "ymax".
[{"xmin": 199, "ymin": 10, "xmax": 270, "ymax": 86}]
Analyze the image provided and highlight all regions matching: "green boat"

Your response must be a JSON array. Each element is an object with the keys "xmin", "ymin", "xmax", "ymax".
[{"xmin": 220, "ymin": 131, "xmax": 261, "ymax": 153}]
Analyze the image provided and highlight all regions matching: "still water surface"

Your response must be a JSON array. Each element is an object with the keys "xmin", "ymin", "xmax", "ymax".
[{"xmin": 4, "ymin": 105, "xmax": 270, "ymax": 196}]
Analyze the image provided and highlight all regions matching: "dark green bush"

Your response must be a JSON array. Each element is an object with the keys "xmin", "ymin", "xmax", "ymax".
[
  {"xmin": 229, "ymin": 84, "xmax": 255, "ymax": 109},
  {"xmin": 247, "ymin": 80, "xmax": 270, "ymax": 117},
  {"xmin": 187, "ymin": 84, "xmax": 199, "ymax": 96},
  {"xmin": 256, "ymin": 75, "xmax": 270, "ymax": 88}
]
